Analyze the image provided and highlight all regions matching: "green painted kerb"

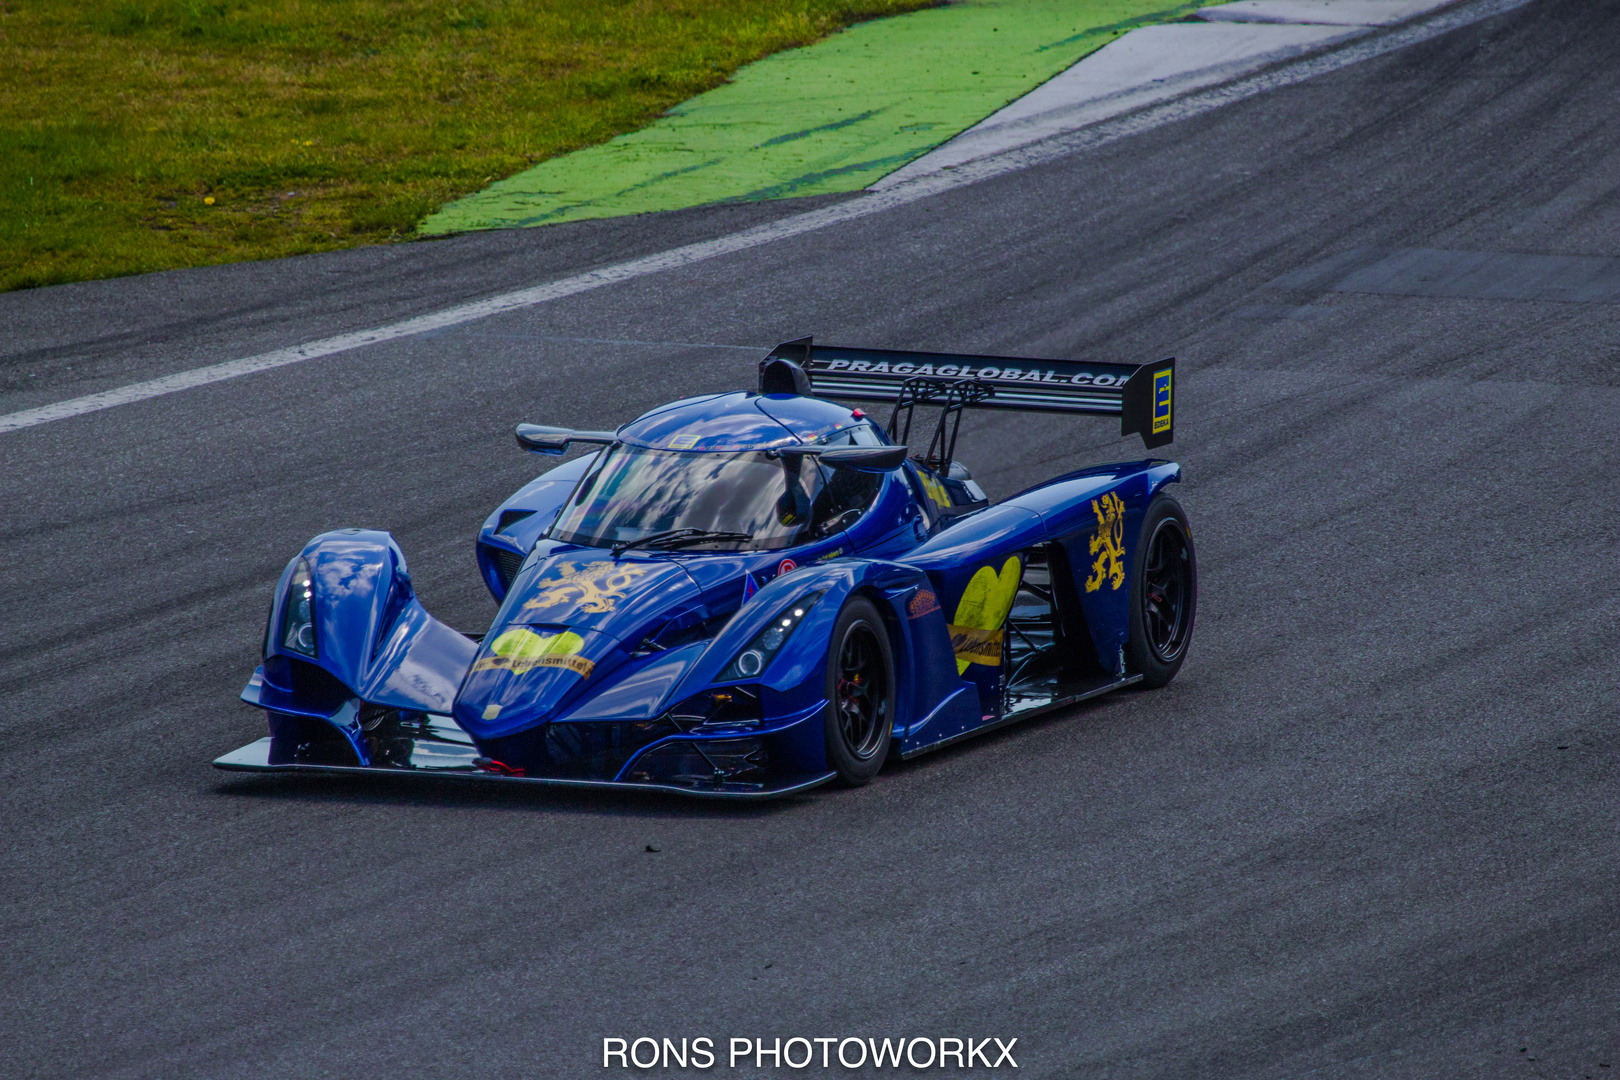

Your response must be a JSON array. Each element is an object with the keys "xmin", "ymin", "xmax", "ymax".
[{"xmin": 421, "ymin": 0, "xmax": 1211, "ymax": 235}]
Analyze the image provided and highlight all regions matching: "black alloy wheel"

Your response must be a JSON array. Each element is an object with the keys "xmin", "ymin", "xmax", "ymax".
[
  {"xmin": 836, "ymin": 625, "xmax": 888, "ymax": 758},
  {"xmin": 823, "ymin": 595, "xmax": 895, "ymax": 786},
  {"xmin": 1125, "ymin": 494, "xmax": 1198, "ymax": 688},
  {"xmin": 1142, "ymin": 517, "xmax": 1193, "ymax": 663}
]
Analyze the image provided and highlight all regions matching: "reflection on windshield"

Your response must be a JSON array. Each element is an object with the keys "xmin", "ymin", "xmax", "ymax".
[{"xmin": 551, "ymin": 447, "xmax": 864, "ymax": 552}]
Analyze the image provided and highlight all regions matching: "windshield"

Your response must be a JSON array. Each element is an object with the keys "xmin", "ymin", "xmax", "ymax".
[{"xmin": 549, "ymin": 445, "xmax": 879, "ymax": 552}]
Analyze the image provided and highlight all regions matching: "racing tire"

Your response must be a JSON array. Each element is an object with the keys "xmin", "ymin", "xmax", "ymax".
[
  {"xmin": 823, "ymin": 595, "xmax": 896, "ymax": 786},
  {"xmin": 1125, "ymin": 494, "xmax": 1197, "ymax": 688}
]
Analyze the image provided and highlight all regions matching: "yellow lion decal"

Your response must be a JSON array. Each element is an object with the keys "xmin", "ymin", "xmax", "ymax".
[
  {"xmin": 1086, "ymin": 492, "xmax": 1126, "ymax": 593},
  {"xmin": 522, "ymin": 561, "xmax": 650, "ymax": 617}
]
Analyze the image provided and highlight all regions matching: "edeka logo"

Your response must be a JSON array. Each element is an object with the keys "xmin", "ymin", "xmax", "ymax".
[
  {"xmin": 1152, "ymin": 368, "xmax": 1172, "ymax": 435},
  {"xmin": 603, "ymin": 1035, "xmax": 1018, "ymax": 1069},
  {"xmin": 1086, "ymin": 493, "xmax": 1126, "ymax": 593},
  {"xmin": 947, "ymin": 557, "xmax": 1021, "ymax": 672},
  {"xmin": 471, "ymin": 627, "xmax": 593, "ymax": 678}
]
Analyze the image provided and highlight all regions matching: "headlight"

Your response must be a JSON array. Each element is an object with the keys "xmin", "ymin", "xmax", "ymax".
[
  {"xmin": 280, "ymin": 558, "xmax": 317, "ymax": 657},
  {"xmin": 718, "ymin": 591, "xmax": 823, "ymax": 681}
]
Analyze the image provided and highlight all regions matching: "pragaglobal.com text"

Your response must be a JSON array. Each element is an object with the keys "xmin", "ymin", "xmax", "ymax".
[{"xmin": 604, "ymin": 1037, "xmax": 1018, "ymax": 1069}]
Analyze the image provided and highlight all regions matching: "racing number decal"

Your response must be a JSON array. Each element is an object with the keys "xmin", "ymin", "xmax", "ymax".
[
  {"xmin": 948, "ymin": 556, "xmax": 1021, "ymax": 673},
  {"xmin": 1152, "ymin": 368, "xmax": 1172, "ymax": 435},
  {"xmin": 918, "ymin": 471, "xmax": 952, "ymax": 512},
  {"xmin": 1086, "ymin": 493, "xmax": 1127, "ymax": 593}
]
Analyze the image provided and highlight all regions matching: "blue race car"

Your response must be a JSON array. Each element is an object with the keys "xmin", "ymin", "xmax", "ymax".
[{"xmin": 216, "ymin": 340, "xmax": 1194, "ymax": 798}]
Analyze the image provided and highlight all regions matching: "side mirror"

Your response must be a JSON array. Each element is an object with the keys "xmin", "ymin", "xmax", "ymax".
[
  {"xmin": 817, "ymin": 446, "xmax": 908, "ymax": 472},
  {"xmin": 515, "ymin": 424, "xmax": 617, "ymax": 455}
]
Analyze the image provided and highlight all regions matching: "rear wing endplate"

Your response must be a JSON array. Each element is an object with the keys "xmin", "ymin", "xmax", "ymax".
[{"xmin": 762, "ymin": 340, "xmax": 1174, "ymax": 450}]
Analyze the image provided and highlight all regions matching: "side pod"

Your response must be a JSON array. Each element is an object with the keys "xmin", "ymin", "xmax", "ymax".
[{"xmin": 896, "ymin": 461, "xmax": 1181, "ymax": 754}]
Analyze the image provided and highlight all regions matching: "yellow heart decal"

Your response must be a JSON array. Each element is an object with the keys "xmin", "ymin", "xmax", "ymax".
[
  {"xmin": 948, "ymin": 556, "xmax": 1022, "ymax": 673},
  {"xmin": 472, "ymin": 627, "xmax": 593, "ymax": 677}
]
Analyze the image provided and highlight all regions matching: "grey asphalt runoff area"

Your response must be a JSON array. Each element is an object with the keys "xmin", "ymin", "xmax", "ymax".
[{"xmin": 3, "ymin": 0, "xmax": 1617, "ymax": 1076}]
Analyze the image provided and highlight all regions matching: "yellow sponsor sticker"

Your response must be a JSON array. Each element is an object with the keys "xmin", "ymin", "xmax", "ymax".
[
  {"xmin": 948, "ymin": 556, "xmax": 1021, "ymax": 672},
  {"xmin": 471, "ymin": 627, "xmax": 594, "ymax": 678},
  {"xmin": 947, "ymin": 623, "xmax": 1004, "ymax": 668}
]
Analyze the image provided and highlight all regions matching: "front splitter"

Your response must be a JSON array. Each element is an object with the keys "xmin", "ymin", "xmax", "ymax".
[{"xmin": 214, "ymin": 737, "xmax": 836, "ymax": 800}]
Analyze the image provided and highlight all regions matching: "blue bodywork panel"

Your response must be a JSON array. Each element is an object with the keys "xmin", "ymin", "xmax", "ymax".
[{"xmin": 221, "ymin": 373, "xmax": 1186, "ymax": 797}]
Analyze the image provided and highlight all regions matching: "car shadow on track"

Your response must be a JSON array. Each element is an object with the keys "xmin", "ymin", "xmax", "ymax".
[
  {"xmin": 211, "ymin": 771, "xmax": 806, "ymax": 820},
  {"xmin": 879, "ymin": 686, "xmax": 1158, "ymax": 780},
  {"xmin": 211, "ymin": 684, "xmax": 1162, "ymax": 815}
]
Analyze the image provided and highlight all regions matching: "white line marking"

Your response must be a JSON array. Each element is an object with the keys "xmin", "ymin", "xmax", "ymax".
[
  {"xmin": 0, "ymin": 0, "xmax": 1532, "ymax": 437},
  {"xmin": 420, "ymin": 331, "xmax": 771, "ymax": 350}
]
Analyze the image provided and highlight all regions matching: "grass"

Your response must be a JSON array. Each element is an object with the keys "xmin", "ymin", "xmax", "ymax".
[{"xmin": 0, "ymin": 0, "xmax": 938, "ymax": 292}]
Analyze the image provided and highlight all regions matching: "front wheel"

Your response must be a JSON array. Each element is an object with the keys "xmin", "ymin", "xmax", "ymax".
[
  {"xmin": 1125, "ymin": 494, "xmax": 1197, "ymax": 688},
  {"xmin": 823, "ymin": 595, "xmax": 895, "ymax": 786}
]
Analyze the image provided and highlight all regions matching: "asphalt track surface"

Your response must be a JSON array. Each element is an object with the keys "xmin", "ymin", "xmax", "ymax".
[{"xmin": 3, "ymin": 1, "xmax": 1617, "ymax": 1076}]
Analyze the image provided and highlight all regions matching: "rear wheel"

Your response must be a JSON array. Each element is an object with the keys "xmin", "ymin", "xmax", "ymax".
[
  {"xmin": 1125, "ymin": 494, "xmax": 1197, "ymax": 688},
  {"xmin": 823, "ymin": 596, "xmax": 895, "ymax": 786}
]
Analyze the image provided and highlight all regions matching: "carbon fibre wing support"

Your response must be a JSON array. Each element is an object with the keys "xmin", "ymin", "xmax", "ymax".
[{"xmin": 766, "ymin": 341, "xmax": 1175, "ymax": 450}]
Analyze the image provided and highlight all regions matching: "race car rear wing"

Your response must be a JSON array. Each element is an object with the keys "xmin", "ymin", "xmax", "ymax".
[{"xmin": 759, "ymin": 339, "xmax": 1175, "ymax": 451}]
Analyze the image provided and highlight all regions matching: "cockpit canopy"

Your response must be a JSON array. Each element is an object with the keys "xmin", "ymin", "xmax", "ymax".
[
  {"xmin": 549, "ymin": 446, "xmax": 880, "ymax": 551},
  {"xmin": 549, "ymin": 401, "xmax": 892, "ymax": 552}
]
